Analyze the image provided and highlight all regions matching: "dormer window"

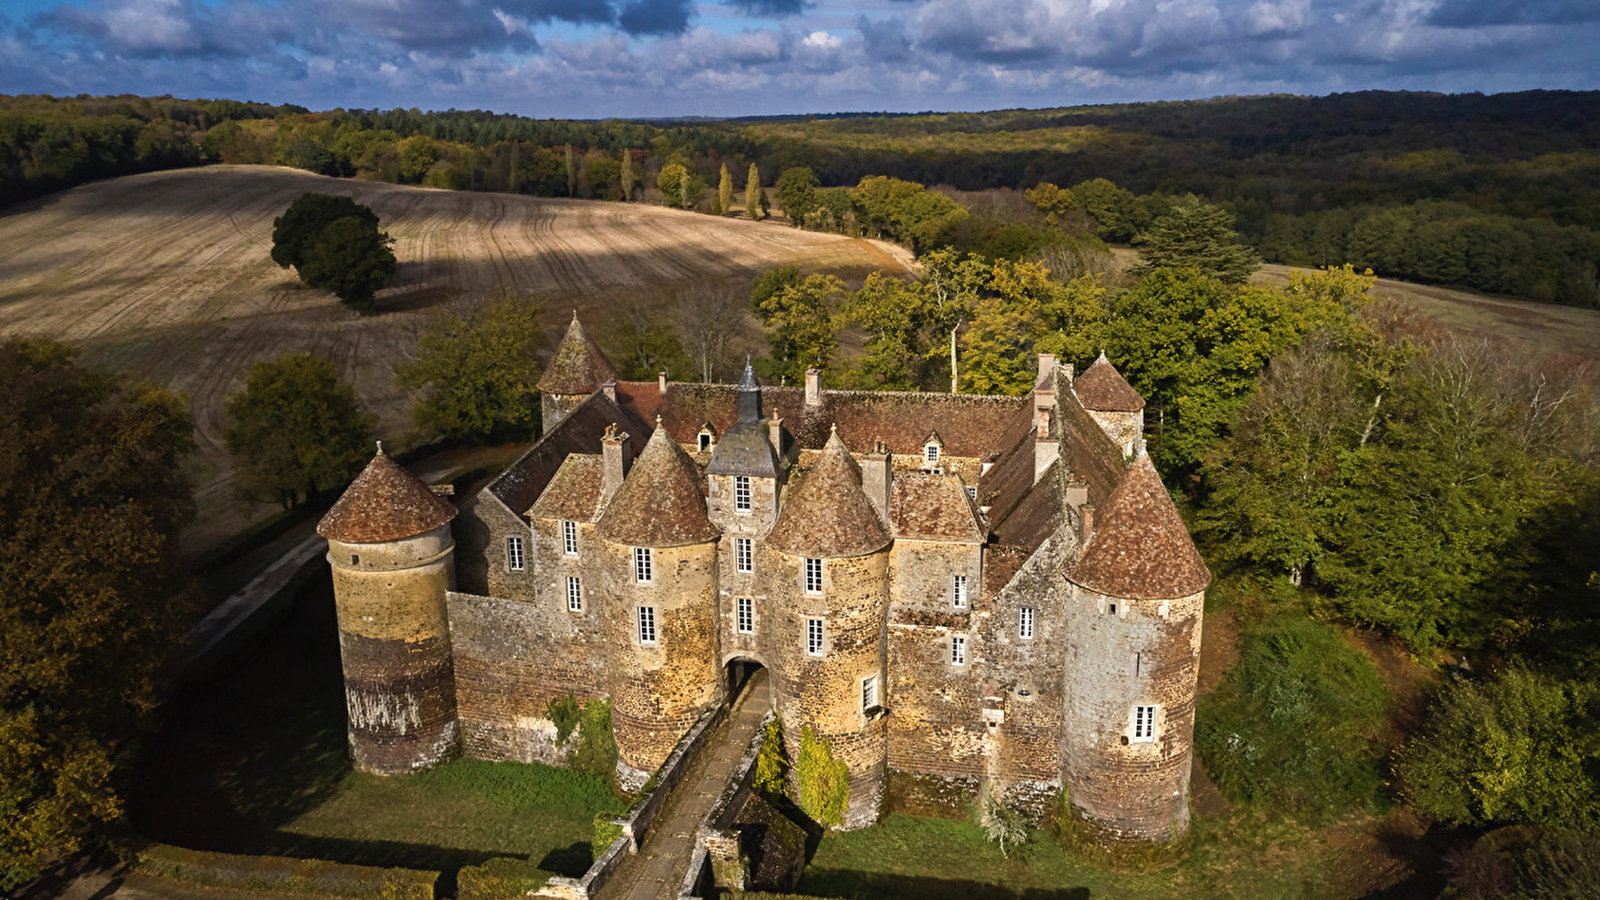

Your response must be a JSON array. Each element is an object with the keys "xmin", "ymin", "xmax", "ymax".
[
  {"xmin": 698, "ymin": 425, "xmax": 715, "ymax": 452},
  {"xmin": 924, "ymin": 443, "xmax": 940, "ymax": 467}
]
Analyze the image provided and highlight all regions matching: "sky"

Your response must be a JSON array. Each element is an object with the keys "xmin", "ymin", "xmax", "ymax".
[{"xmin": 2, "ymin": 0, "xmax": 1597, "ymax": 118}]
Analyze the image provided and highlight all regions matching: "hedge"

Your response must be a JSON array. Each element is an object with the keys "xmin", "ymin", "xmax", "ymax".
[
  {"xmin": 455, "ymin": 857, "xmax": 556, "ymax": 900},
  {"xmin": 135, "ymin": 843, "xmax": 437, "ymax": 900}
]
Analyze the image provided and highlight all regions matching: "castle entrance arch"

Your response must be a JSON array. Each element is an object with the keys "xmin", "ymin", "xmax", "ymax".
[{"xmin": 724, "ymin": 656, "xmax": 766, "ymax": 706}]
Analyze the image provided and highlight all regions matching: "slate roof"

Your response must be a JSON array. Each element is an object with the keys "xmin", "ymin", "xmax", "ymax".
[
  {"xmin": 705, "ymin": 419, "xmax": 781, "ymax": 478},
  {"xmin": 526, "ymin": 455, "xmax": 604, "ymax": 523},
  {"xmin": 537, "ymin": 313, "xmax": 618, "ymax": 395},
  {"xmin": 1070, "ymin": 455, "xmax": 1212, "ymax": 600},
  {"xmin": 488, "ymin": 392, "xmax": 648, "ymax": 520},
  {"xmin": 767, "ymin": 430, "xmax": 892, "ymax": 559},
  {"xmin": 318, "ymin": 450, "xmax": 457, "ymax": 543},
  {"xmin": 596, "ymin": 425, "xmax": 719, "ymax": 548},
  {"xmin": 888, "ymin": 473, "xmax": 985, "ymax": 543},
  {"xmin": 1073, "ymin": 354, "xmax": 1145, "ymax": 412}
]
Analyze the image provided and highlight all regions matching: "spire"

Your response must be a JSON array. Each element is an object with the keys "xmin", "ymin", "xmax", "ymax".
[
  {"xmin": 596, "ymin": 423, "xmax": 719, "ymax": 547},
  {"xmin": 1070, "ymin": 456, "xmax": 1210, "ymax": 599},
  {"xmin": 736, "ymin": 358, "xmax": 761, "ymax": 422},
  {"xmin": 767, "ymin": 430, "xmax": 891, "ymax": 558},
  {"xmin": 1074, "ymin": 353, "xmax": 1145, "ymax": 412},
  {"xmin": 537, "ymin": 314, "xmax": 619, "ymax": 395},
  {"xmin": 318, "ymin": 451, "xmax": 457, "ymax": 543}
]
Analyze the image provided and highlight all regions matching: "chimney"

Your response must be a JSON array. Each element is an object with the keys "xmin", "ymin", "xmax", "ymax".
[
  {"xmin": 1034, "ymin": 358, "xmax": 1057, "ymax": 434},
  {"xmin": 658, "ymin": 371, "xmax": 668, "ymax": 395},
  {"xmin": 601, "ymin": 424, "xmax": 631, "ymax": 502},
  {"xmin": 767, "ymin": 417, "xmax": 784, "ymax": 460},
  {"xmin": 1035, "ymin": 435, "xmax": 1059, "ymax": 483},
  {"xmin": 1065, "ymin": 482, "xmax": 1088, "ymax": 510},
  {"xmin": 1064, "ymin": 362, "xmax": 1075, "ymax": 384},
  {"xmin": 1037, "ymin": 353, "xmax": 1056, "ymax": 385},
  {"xmin": 805, "ymin": 367, "xmax": 821, "ymax": 406},
  {"xmin": 1080, "ymin": 504, "xmax": 1095, "ymax": 544},
  {"xmin": 601, "ymin": 379, "xmax": 617, "ymax": 404},
  {"xmin": 860, "ymin": 440, "xmax": 892, "ymax": 521}
]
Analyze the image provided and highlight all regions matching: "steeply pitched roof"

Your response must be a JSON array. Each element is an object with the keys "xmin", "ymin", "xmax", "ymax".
[
  {"xmin": 536, "ymin": 313, "xmax": 618, "ymax": 395},
  {"xmin": 888, "ymin": 473, "xmax": 985, "ymax": 543},
  {"xmin": 488, "ymin": 391, "xmax": 648, "ymax": 519},
  {"xmin": 705, "ymin": 419, "xmax": 780, "ymax": 478},
  {"xmin": 527, "ymin": 455, "xmax": 604, "ymax": 522},
  {"xmin": 596, "ymin": 424, "xmax": 719, "ymax": 547},
  {"xmin": 767, "ymin": 430, "xmax": 892, "ymax": 559},
  {"xmin": 1070, "ymin": 455, "xmax": 1211, "ymax": 600},
  {"xmin": 318, "ymin": 450, "xmax": 457, "ymax": 543},
  {"xmin": 1074, "ymin": 354, "xmax": 1145, "ymax": 412}
]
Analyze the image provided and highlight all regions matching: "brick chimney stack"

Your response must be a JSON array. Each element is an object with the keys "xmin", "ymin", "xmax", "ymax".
[{"xmin": 602, "ymin": 424, "xmax": 631, "ymax": 502}]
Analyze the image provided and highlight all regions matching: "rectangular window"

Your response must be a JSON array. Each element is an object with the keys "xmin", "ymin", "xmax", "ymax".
[
  {"xmin": 862, "ymin": 674, "xmax": 878, "ymax": 711},
  {"xmin": 567, "ymin": 576, "xmax": 582, "ymax": 612},
  {"xmin": 506, "ymin": 536, "xmax": 524, "ymax": 571},
  {"xmin": 925, "ymin": 444, "xmax": 940, "ymax": 465},
  {"xmin": 737, "ymin": 597, "xmax": 753, "ymax": 634},
  {"xmin": 806, "ymin": 618, "xmax": 824, "ymax": 656},
  {"xmin": 966, "ymin": 486, "xmax": 977, "ymax": 500},
  {"xmin": 562, "ymin": 520, "xmax": 578, "ymax": 555},
  {"xmin": 804, "ymin": 557, "xmax": 823, "ymax": 594},
  {"xmin": 1019, "ymin": 606, "xmax": 1036, "ymax": 639},
  {"xmin": 634, "ymin": 547, "xmax": 653, "ymax": 584},
  {"xmin": 735, "ymin": 537, "xmax": 752, "ymax": 573},
  {"xmin": 638, "ymin": 606, "xmax": 657, "ymax": 643},
  {"xmin": 1133, "ymin": 705, "xmax": 1156, "ymax": 742},
  {"xmin": 950, "ymin": 635, "xmax": 967, "ymax": 666},
  {"xmin": 952, "ymin": 574, "xmax": 968, "ymax": 608},
  {"xmin": 734, "ymin": 475, "xmax": 752, "ymax": 512}
]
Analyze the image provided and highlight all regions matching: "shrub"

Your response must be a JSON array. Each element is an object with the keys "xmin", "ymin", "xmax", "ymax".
[
  {"xmin": 975, "ymin": 784, "xmax": 1029, "ymax": 858},
  {"xmin": 592, "ymin": 811, "xmax": 623, "ymax": 851},
  {"xmin": 1195, "ymin": 614, "xmax": 1390, "ymax": 818},
  {"xmin": 547, "ymin": 694, "xmax": 581, "ymax": 745},
  {"xmin": 795, "ymin": 725, "xmax": 849, "ymax": 828},
  {"xmin": 135, "ymin": 843, "xmax": 436, "ymax": 900},
  {"xmin": 754, "ymin": 716, "xmax": 788, "ymax": 797},
  {"xmin": 455, "ymin": 857, "xmax": 554, "ymax": 900},
  {"xmin": 572, "ymin": 698, "xmax": 618, "ymax": 778}
]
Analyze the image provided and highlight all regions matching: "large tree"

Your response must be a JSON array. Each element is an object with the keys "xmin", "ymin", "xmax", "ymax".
[
  {"xmin": 223, "ymin": 353, "xmax": 375, "ymax": 509},
  {"xmin": 0, "ymin": 340, "xmax": 196, "ymax": 889},
  {"xmin": 1132, "ymin": 196, "xmax": 1261, "ymax": 283},
  {"xmin": 745, "ymin": 163, "xmax": 762, "ymax": 220},
  {"xmin": 394, "ymin": 287, "xmax": 546, "ymax": 443},
  {"xmin": 271, "ymin": 192, "xmax": 396, "ymax": 310},
  {"xmin": 775, "ymin": 166, "xmax": 819, "ymax": 227}
]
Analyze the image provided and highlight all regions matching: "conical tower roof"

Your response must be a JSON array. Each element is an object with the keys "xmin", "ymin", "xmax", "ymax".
[
  {"xmin": 318, "ymin": 448, "xmax": 457, "ymax": 543},
  {"xmin": 1070, "ymin": 455, "xmax": 1211, "ymax": 600},
  {"xmin": 1074, "ymin": 353, "xmax": 1145, "ymax": 412},
  {"xmin": 537, "ymin": 312, "xmax": 618, "ymax": 395},
  {"xmin": 767, "ymin": 429, "xmax": 891, "ymax": 559},
  {"xmin": 596, "ymin": 423, "xmax": 719, "ymax": 547}
]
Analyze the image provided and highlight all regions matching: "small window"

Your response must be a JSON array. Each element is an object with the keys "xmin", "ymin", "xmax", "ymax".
[
  {"xmin": 506, "ymin": 536, "xmax": 524, "ymax": 571},
  {"xmin": 350, "ymin": 554, "xmax": 360, "ymax": 566},
  {"xmin": 567, "ymin": 576, "xmax": 582, "ymax": 612},
  {"xmin": 806, "ymin": 618, "xmax": 824, "ymax": 656},
  {"xmin": 699, "ymin": 432, "xmax": 712, "ymax": 452},
  {"xmin": 634, "ymin": 547, "xmax": 653, "ymax": 584},
  {"xmin": 924, "ymin": 443, "xmax": 940, "ymax": 466},
  {"xmin": 562, "ymin": 520, "xmax": 578, "ymax": 556},
  {"xmin": 862, "ymin": 674, "xmax": 878, "ymax": 711},
  {"xmin": 1019, "ymin": 606, "xmax": 1035, "ymax": 639},
  {"xmin": 965, "ymin": 486, "xmax": 977, "ymax": 500},
  {"xmin": 950, "ymin": 635, "xmax": 967, "ymax": 666},
  {"xmin": 737, "ymin": 597, "xmax": 753, "ymax": 634},
  {"xmin": 952, "ymin": 574, "xmax": 968, "ymax": 608},
  {"xmin": 735, "ymin": 537, "xmax": 752, "ymax": 573},
  {"xmin": 1132, "ymin": 705, "xmax": 1156, "ymax": 742},
  {"xmin": 638, "ymin": 606, "xmax": 657, "ymax": 643},
  {"xmin": 734, "ymin": 475, "xmax": 752, "ymax": 512},
  {"xmin": 804, "ymin": 557, "xmax": 823, "ymax": 594},
  {"xmin": 1108, "ymin": 602, "xmax": 1117, "ymax": 615}
]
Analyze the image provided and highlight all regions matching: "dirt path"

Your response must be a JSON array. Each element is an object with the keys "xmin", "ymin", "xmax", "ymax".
[{"xmin": 0, "ymin": 167, "xmax": 913, "ymax": 557}]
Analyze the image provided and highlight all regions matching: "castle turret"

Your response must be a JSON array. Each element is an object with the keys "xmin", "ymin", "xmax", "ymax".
[
  {"xmin": 707, "ymin": 361, "xmax": 784, "ymax": 662},
  {"xmin": 318, "ymin": 448, "xmax": 460, "ymax": 774},
  {"xmin": 537, "ymin": 313, "xmax": 618, "ymax": 433},
  {"xmin": 765, "ymin": 429, "xmax": 892, "ymax": 828},
  {"xmin": 595, "ymin": 423, "xmax": 722, "ymax": 781},
  {"xmin": 1061, "ymin": 454, "xmax": 1210, "ymax": 860},
  {"xmin": 1073, "ymin": 353, "xmax": 1146, "ymax": 459}
]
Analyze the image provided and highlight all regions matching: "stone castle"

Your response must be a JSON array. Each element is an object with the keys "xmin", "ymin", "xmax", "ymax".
[{"xmin": 316, "ymin": 314, "xmax": 1210, "ymax": 851}]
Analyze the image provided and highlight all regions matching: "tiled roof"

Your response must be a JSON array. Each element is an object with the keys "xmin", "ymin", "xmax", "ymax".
[
  {"xmin": 317, "ymin": 450, "xmax": 457, "ymax": 543},
  {"xmin": 1073, "ymin": 354, "xmax": 1145, "ymax": 412},
  {"xmin": 990, "ymin": 460, "xmax": 1065, "ymax": 551},
  {"xmin": 705, "ymin": 419, "xmax": 780, "ymax": 478},
  {"xmin": 488, "ymin": 392, "xmax": 648, "ymax": 519},
  {"xmin": 536, "ymin": 314, "xmax": 618, "ymax": 395},
  {"xmin": 526, "ymin": 455, "xmax": 604, "ymax": 523},
  {"xmin": 888, "ymin": 473, "xmax": 985, "ymax": 543},
  {"xmin": 596, "ymin": 425, "xmax": 719, "ymax": 547},
  {"xmin": 767, "ymin": 430, "xmax": 892, "ymax": 559},
  {"xmin": 1070, "ymin": 455, "xmax": 1212, "ymax": 600}
]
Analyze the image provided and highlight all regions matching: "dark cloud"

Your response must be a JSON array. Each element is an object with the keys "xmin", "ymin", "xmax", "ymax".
[
  {"xmin": 1428, "ymin": 0, "xmax": 1600, "ymax": 27},
  {"xmin": 618, "ymin": 0, "xmax": 692, "ymax": 35},
  {"xmin": 727, "ymin": 0, "xmax": 810, "ymax": 15},
  {"xmin": 856, "ymin": 15, "xmax": 912, "ymax": 63},
  {"xmin": 505, "ymin": 0, "xmax": 620, "ymax": 25}
]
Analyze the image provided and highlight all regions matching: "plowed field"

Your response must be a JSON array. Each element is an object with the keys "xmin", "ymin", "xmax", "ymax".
[{"xmin": 0, "ymin": 165, "xmax": 913, "ymax": 552}]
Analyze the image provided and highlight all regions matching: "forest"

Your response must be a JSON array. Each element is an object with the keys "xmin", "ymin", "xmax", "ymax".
[{"xmin": 3, "ymin": 90, "xmax": 1597, "ymax": 306}]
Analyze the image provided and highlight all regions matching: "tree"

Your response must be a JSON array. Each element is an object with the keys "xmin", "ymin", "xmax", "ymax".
[
  {"xmin": 753, "ymin": 274, "xmax": 844, "ymax": 384},
  {"xmin": 597, "ymin": 296, "xmax": 693, "ymax": 382},
  {"xmin": 394, "ymin": 287, "xmax": 546, "ymax": 443},
  {"xmin": 270, "ymin": 192, "xmax": 378, "ymax": 271},
  {"xmin": 1071, "ymin": 177, "xmax": 1148, "ymax": 243},
  {"xmin": 718, "ymin": 163, "xmax": 733, "ymax": 217},
  {"xmin": 619, "ymin": 149, "xmax": 635, "ymax": 201},
  {"xmin": 223, "ymin": 353, "xmax": 375, "ymax": 509},
  {"xmin": 271, "ymin": 193, "xmax": 396, "ymax": 310},
  {"xmin": 1133, "ymin": 196, "xmax": 1262, "ymax": 284},
  {"xmin": 657, "ymin": 162, "xmax": 687, "ymax": 208},
  {"xmin": 1024, "ymin": 182, "xmax": 1075, "ymax": 226},
  {"xmin": 675, "ymin": 286, "xmax": 743, "ymax": 383},
  {"xmin": 0, "ymin": 340, "xmax": 195, "ymax": 889},
  {"xmin": 775, "ymin": 166, "xmax": 819, "ymax": 227},
  {"xmin": 745, "ymin": 163, "xmax": 762, "ymax": 220}
]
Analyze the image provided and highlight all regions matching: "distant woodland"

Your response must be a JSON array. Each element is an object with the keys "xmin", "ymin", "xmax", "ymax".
[{"xmin": 3, "ymin": 90, "xmax": 1598, "ymax": 306}]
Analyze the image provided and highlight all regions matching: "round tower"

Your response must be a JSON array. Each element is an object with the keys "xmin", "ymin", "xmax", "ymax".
[
  {"xmin": 1061, "ymin": 454, "xmax": 1209, "ymax": 863},
  {"xmin": 537, "ymin": 312, "xmax": 620, "ymax": 433},
  {"xmin": 765, "ymin": 429, "xmax": 892, "ymax": 830},
  {"xmin": 317, "ymin": 448, "xmax": 460, "ymax": 774},
  {"xmin": 595, "ymin": 423, "xmax": 722, "ymax": 782}
]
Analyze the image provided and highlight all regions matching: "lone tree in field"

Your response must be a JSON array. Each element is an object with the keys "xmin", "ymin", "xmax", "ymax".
[
  {"xmin": 775, "ymin": 166, "xmax": 819, "ymax": 227},
  {"xmin": 0, "ymin": 340, "xmax": 196, "ymax": 890},
  {"xmin": 271, "ymin": 192, "xmax": 397, "ymax": 310},
  {"xmin": 1132, "ymin": 196, "xmax": 1261, "ymax": 284},
  {"xmin": 224, "ymin": 353, "xmax": 375, "ymax": 509}
]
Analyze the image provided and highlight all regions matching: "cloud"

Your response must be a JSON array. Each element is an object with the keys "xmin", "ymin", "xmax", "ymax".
[
  {"xmin": 727, "ymin": 0, "xmax": 810, "ymax": 15},
  {"xmin": 1428, "ymin": 0, "xmax": 1600, "ymax": 27},
  {"xmin": 618, "ymin": 0, "xmax": 693, "ymax": 35}
]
